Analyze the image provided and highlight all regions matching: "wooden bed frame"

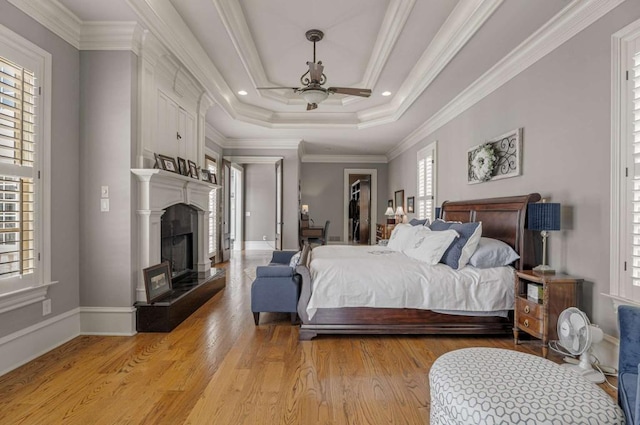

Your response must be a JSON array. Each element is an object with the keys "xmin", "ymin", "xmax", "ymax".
[{"xmin": 298, "ymin": 193, "xmax": 541, "ymax": 340}]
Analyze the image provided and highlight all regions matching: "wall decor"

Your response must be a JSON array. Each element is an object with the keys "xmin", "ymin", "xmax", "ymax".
[
  {"xmin": 158, "ymin": 154, "xmax": 179, "ymax": 173},
  {"xmin": 177, "ymin": 157, "xmax": 188, "ymax": 176},
  {"xmin": 188, "ymin": 160, "xmax": 198, "ymax": 178},
  {"xmin": 407, "ymin": 196, "xmax": 415, "ymax": 213},
  {"xmin": 201, "ymin": 169, "xmax": 214, "ymax": 183},
  {"xmin": 143, "ymin": 261, "xmax": 172, "ymax": 303},
  {"xmin": 388, "ymin": 199, "xmax": 393, "ymax": 208},
  {"xmin": 394, "ymin": 190, "xmax": 405, "ymax": 211},
  {"xmin": 468, "ymin": 128, "xmax": 522, "ymax": 184}
]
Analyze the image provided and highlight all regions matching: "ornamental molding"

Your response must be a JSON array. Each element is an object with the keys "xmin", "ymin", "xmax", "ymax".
[
  {"xmin": 387, "ymin": 0, "xmax": 626, "ymax": 160},
  {"xmin": 301, "ymin": 154, "xmax": 388, "ymax": 164},
  {"xmin": 212, "ymin": 0, "xmax": 416, "ymax": 107}
]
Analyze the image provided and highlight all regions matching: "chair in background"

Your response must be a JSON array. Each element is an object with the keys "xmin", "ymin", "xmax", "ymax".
[
  {"xmin": 618, "ymin": 304, "xmax": 640, "ymax": 425},
  {"xmin": 308, "ymin": 220, "xmax": 330, "ymax": 246}
]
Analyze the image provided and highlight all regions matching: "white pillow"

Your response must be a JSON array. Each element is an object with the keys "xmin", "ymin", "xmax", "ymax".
[
  {"xmin": 387, "ymin": 224, "xmax": 419, "ymax": 251},
  {"xmin": 289, "ymin": 251, "xmax": 302, "ymax": 267},
  {"xmin": 468, "ymin": 237, "xmax": 520, "ymax": 268},
  {"xmin": 403, "ymin": 228, "xmax": 459, "ymax": 265}
]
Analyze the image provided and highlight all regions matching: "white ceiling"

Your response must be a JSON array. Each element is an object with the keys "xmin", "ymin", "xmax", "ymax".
[{"xmin": 54, "ymin": 0, "xmax": 569, "ymax": 156}]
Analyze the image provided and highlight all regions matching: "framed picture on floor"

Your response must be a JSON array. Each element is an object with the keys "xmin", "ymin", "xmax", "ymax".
[{"xmin": 143, "ymin": 261, "xmax": 172, "ymax": 303}]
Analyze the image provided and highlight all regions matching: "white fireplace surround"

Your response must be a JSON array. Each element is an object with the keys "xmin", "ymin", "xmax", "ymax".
[{"xmin": 132, "ymin": 169, "xmax": 217, "ymax": 302}]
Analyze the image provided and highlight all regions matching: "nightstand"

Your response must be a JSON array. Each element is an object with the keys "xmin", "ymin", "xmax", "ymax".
[
  {"xmin": 376, "ymin": 223, "xmax": 395, "ymax": 243},
  {"xmin": 513, "ymin": 270, "xmax": 581, "ymax": 358}
]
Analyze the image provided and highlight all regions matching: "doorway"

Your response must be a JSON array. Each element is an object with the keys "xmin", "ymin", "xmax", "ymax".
[{"xmin": 343, "ymin": 169, "xmax": 378, "ymax": 245}]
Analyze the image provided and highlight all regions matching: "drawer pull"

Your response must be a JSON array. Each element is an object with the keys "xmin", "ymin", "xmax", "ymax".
[
  {"xmin": 524, "ymin": 305, "xmax": 530, "ymax": 314},
  {"xmin": 524, "ymin": 319, "xmax": 529, "ymax": 328}
]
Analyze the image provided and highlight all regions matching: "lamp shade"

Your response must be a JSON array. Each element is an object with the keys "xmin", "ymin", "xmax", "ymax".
[
  {"xmin": 395, "ymin": 206, "xmax": 405, "ymax": 216},
  {"xmin": 301, "ymin": 205, "xmax": 309, "ymax": 214},
  {"xmin": 302, "ymin": 88, "xmax": 328, "ymax": 105},
  {"xmin": 528, "ymin": 202, "xmax": 561, "ymax": 231},
  {"xmin": 385, "ymin": 207, "xmax": 394, "ymax": 216}
]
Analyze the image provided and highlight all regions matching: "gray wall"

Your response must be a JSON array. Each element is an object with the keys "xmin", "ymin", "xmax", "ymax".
[
  {"xmin": 0, "ymin": 1, "xmax": 80, "ymax": 337},
  {"xmin": 387, "ymin": 0, "xmax": 640, "ymax": 336},
  {"xmin": 223, "ymin": 148, "xmax": 300, "ymax": 250},
  {"xmin": 300, "ymin": 162, "xmax": 389, "ymax": 242},
  {"xmin": 79, "ymin": 51, "xmax": 137, "ymax": 307},
  {"xmin": 243, "ymin": 164, "xmax": 276, "ymax": 241}
]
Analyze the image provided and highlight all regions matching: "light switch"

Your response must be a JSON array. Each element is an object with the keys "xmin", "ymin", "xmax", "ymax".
[
  {"xmin": 101, "ymin": 185, "xmax": 109, "ymax": 198},
  {"xmin": 101, "ymin": 199, "xmax": 110, "ymax": 212},
  {"xmin": 245, "ymin": 211, "xmax": 251, "ymax": 216}
]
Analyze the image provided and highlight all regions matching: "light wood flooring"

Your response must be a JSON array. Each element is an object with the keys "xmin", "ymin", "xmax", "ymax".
[{"xmin": 0, "ymin": 250, "xmax": 617, "ymax": 424}]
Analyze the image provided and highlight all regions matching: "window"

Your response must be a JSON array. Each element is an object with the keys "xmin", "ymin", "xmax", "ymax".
[
  {"xmin": 0, "ymin": 56, "xmax": 36, "ymax": 282},
  {"xmin": 205, "ymin": 154, "xmax": 218, "ymax": 258},
  {"xmin": 417, "ymin": 142, "xmax": 437, "ymax": 222},
  {"xmin": 612, "ymin": 20, "xmax": 640, "ymax": 303},
  {"xmin": 0, "ymin": 24, "xmax": 52, "ymax": 310}
]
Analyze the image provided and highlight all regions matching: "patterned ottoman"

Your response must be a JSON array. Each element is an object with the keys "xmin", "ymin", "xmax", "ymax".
[{"xmin": 429, "ymin": 348, "xmax": 625, "ymax": 425}]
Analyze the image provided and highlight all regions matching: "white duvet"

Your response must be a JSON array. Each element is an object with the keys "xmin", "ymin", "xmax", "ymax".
[{"xmin": 306, "ymin": 245, "xmax": 515, "ymax": 319}]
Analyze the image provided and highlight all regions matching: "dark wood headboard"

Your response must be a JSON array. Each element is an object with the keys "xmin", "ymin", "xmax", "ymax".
[{"xmin": 441, "ymin": 193, "xmax": 541, "ymax": 270}]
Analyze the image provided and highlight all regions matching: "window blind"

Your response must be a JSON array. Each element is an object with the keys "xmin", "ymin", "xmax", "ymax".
[
  {"xmin": 205, "ymin": 156, "xmax": 217, "ymax": 256},
  {"xmin": 0, "ymin": 56, "xmax": 35, "ymax": 279},
  {"xmin": 417, "ymin": 146, "xmax": 434, "ymax": 221},
  {"xmin": 631, "ymin": 46, "xmax": 640, "ymax": 288}
]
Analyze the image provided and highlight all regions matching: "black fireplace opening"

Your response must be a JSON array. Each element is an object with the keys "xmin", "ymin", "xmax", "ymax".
[{"xmin": 161, "ymin": 203, "xmax": 199, "ymax": 284}]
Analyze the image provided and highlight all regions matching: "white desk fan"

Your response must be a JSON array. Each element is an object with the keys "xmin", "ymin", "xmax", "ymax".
[{"xmin": 557, "ymin": 307, "xmax": 605, "ymax": 383}]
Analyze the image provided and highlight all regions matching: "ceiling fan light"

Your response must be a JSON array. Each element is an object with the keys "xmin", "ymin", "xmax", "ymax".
[{"xmin": 302, "ymin": 89, "xmax": 328, "ymax": 105}]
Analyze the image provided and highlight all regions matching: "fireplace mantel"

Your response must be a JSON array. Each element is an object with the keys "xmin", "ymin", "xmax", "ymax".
[{"xmin": 132, "ymin": 168, "xmax": 219, "ymax": 302}]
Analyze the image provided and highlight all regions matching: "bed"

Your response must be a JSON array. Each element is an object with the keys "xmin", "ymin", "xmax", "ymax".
[{"xmin": 297, "ymin": 193, "xmax": 541, "ymax": 340}]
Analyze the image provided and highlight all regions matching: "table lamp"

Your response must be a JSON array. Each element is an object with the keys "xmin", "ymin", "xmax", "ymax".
[
  {"xmin": 395, "ymin": 206, "xmax": 405, "ymax": 224},
  {"xmin": 527, "ymin": 201, "xmax": 561, "ymax": 273},
  {"xmin": 385, "ymin": 206, "xmax": 395, "ymax": 224}
]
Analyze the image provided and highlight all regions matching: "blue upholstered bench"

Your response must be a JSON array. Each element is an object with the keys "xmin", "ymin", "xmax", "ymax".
[
  {"xmin": 619, "ymin": 305, "xmax": 640, "ymax": 425},
  {"xmin": 250, "ymin": 245, "xmax": 309, "ymax": 325}
]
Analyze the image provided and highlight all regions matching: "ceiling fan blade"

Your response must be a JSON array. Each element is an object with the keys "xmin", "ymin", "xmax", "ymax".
[
  {"xmin": 256, "ymin": 87, "xmax": 298, "ymax": 91},
  {"xmin": 307, "ymin": 61, "xmax": 324, "ymax": 83},
  {"xmin": 327, "ymin": 87, "xmax": 372, "ymax": 97},
  {"xmin": 306, "ymin": 103, "xmax": 318, "ymax": 111}
]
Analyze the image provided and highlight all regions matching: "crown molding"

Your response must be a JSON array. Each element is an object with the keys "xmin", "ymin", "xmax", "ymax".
[
  {"xmin": 205, "ymin": 122, "xmax": 227, "ymax": 147},
  {"xmin": 387, "ymin": 0, "xmax": 626, "ymax": 160},
  {"xmin": 358, "ymin": 0, "xmax": 503, "ymax": 126},
  {"xmin": 213, "ymin": 0, "xmax": 415, "ymax": 107},
  {"xmin": 222, "ymin": 139, "xmax": 302, "ymax": 150},
  {"xmin": 7, "ymin": 0, "xmax": 82, "ymax": 48},
  {"xmin": 79, "ymin": 22, "xmax": 144, "ymax": 55},
  {"xmin": 223, "ymin": 155, "xmax": 284, "ymax": 164},
  {"xmin": 301, "ymin": 154, "xmax": 388, "ymax": 164}
]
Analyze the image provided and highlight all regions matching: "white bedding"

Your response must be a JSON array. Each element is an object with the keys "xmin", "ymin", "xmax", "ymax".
[{"xmin": 307, "ymin": 245, "xmax": 515, "ymax": 319}]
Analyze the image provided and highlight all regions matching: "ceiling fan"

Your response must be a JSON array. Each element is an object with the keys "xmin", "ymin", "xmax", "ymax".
[{"xmin": 257, "ymin": 29, "xmax": 372, "ymax": 111}]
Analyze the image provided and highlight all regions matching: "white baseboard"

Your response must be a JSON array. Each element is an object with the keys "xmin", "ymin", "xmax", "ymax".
[
  {"xmin": 0, "ymin": 307, "xmax": 81, "ymax": 376},
  {"xmin": 79, "ymin": 306, "xmax": 137, "ymax": 336},
  {"xmin": 244, "ymin": 241, "xmax": 276, "ymax": 250}
]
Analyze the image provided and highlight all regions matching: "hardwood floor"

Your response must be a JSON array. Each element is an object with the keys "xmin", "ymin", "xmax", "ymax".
[{"xmin": 0, "ymin": 250, "xmax": 617, "ymax": 424}]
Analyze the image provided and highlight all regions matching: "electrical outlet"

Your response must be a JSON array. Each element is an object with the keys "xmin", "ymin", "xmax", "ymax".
[
  {"xmin": 100, "ymin": 198, "xmax": 109, "ymax": 212},
  {"xmin": 42, "ymin": 299, "xmax": 51, "ymax": 316},
  {"xmin": 262, "ymin": 235, "xmax": 267, "ymax": 241}
]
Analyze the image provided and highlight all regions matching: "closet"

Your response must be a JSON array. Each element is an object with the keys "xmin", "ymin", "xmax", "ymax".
[{"xmin": 349, "ymin": 177, "xmax": 370, "ymax": 244}]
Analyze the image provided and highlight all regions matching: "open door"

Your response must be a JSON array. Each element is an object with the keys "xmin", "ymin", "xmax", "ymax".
[
  {"xmin": 221, "ymin": 159, "xmax": 231, "ymax": 261},
  {"xmin": 358, "ymin": 179, "xmax": 371, "ymax": 244},
  {"xmin": 275, "ymin": 159, "xmax": 283, "ymax": 250}
]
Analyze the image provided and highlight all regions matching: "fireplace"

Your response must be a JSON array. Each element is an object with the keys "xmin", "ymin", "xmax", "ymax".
[
  {"xmin": 161, "ymin": 203, "xmax": 198, "ymax": 282},
  {"xmin": 132, "ymin": 168, "xmax": 214, "ymax": 302}
]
